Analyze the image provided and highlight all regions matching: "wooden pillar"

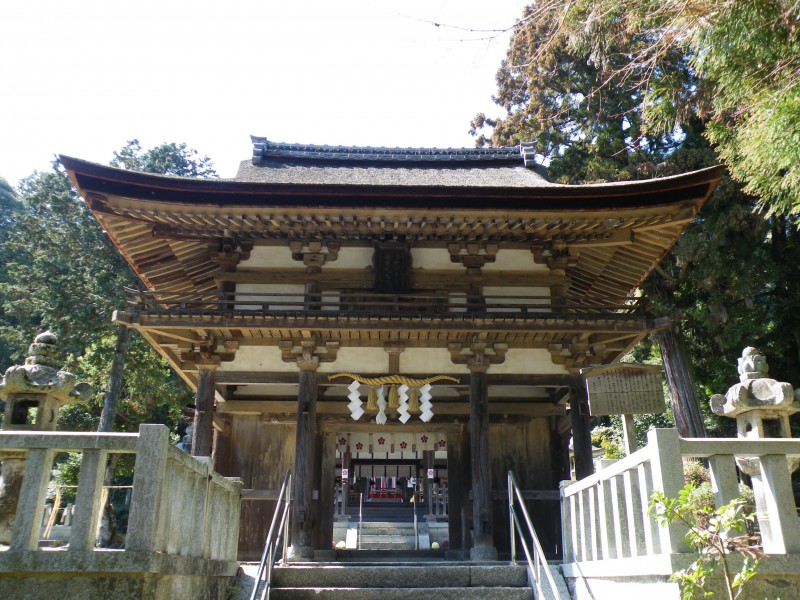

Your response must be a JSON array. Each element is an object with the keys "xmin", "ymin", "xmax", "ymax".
[
  {"xmin": 568, "ymin": 374, "xmax": 594, "ymax": 480},
  {"xmin": 447, "ymin": 424, "xmax": 469, "ymax": 558},
  {"xmin": 291, "ymin": 356, "xmax": 319, "ymax": 559},
  {"xmin": 192, "ymin": 362, "xmax": 218, "ymax": 457},
  {"xmin": 316, "ymin": 430, "xmax": 336, "ymax": 550},
  {"xmin": 469, "ymin": 362, "xmax": 497, "ymax": 559}
]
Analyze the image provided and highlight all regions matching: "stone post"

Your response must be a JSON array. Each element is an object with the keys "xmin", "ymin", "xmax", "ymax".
[{"xmin": 0, "ymin": 332, "xmax": 92, "ymax": 544}]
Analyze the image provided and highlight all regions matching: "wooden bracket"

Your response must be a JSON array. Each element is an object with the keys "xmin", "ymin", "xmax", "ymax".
[
  {"xmin": 279, "ymin": 338, "xmax": 340, "ymax": 367},
  {"xmin": 289, "ymin": 240, "xmax": 340, "ymax": 271},
  {"xmin": 448, "ymin": 342, "xmax": 508, "ymax": 372},
  {"xmin": 447, "ymin": 242, "xmax": 499, "ymax": 269}
]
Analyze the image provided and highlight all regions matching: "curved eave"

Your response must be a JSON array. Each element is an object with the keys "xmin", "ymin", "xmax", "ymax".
[{"xmin": 60, "ymin": 155, "xmax": 723, "ymax": 212}]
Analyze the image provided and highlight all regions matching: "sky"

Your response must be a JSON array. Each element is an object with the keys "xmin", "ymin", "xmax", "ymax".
[{"xmin": 0, "ymin": 0, "xmax": 527, "ymax": 185}]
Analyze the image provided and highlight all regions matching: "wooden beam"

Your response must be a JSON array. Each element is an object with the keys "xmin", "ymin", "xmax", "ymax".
[
  {"xmin": 213, "ymin": 371, "xmax": 570, "ymax": 386},
  {"xmin": 217, "ymin": 399, "xmax": 564, "ymax": 417}
]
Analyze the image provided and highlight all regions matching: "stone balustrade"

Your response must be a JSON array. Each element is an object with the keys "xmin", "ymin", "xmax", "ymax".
[
  {"xmin": 0, "ymin": 424, "xmax": 242, "ymax": 561},
  {"xmin": 560, "ymin": 428, "xmax": 800, "ymax": 565}
]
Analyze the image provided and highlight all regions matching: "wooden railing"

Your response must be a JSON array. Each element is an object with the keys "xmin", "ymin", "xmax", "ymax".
[
  {"xmin": 560, "ymin": 428, "xmax": 800, "ymax": 564},
  {"xmin": 0, "ymin": 425, "xmax": 242, "ymax": 561},
  {"xmin": 124, "ymin": 288, "xmax": 644, "ymax": 321}
]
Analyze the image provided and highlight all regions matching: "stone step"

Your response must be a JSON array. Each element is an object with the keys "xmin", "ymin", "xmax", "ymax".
[
  {"xmin": 360, "ymin": 534, "xmax": 416, "ymax": 541},
  {"xmin": 360, "ymin": 541, "xmax": 416, "ymax": 550},
  {"xmin": 273, "ymin": 564, "xmax": 528, "ymax": 589},
  {"xmin": 270, "ymin": 586, "xmax": 531, "ymax": 600},
  {"xmin": 354, "ymin": 523, "xmax": 422, "ymax": 535},
  {"xmin": 235, "ymin": 562, "xmax": 534, "ymax": 600},
  {"xmin": 332, "ymin": 550, "xmax": 445, "ymax": 562}
]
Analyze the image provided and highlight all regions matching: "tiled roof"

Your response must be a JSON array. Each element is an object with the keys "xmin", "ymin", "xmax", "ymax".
[
  {"xmin": 241, "ymin": 137, "xmax": 552, "ymax": 187},
  {"xmin": 251, "ymin": 137, "xmax": 526, "ymax": 164}
]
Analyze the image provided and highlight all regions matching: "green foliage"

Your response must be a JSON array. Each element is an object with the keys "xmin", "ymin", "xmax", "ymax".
[
  {"xmin": 591, "ymin": 425, "xmax": 625, "ymax": 459},
  {"xmin": 650, "ymin": 484, "xmax": 760, "ymax": 600},
  {"xmin": 110, "ymin": 139, "xmax": 216, "ymax": 178},
  {"xmin": 482, "ymin": 1, "xmax": 800, "ymax": 215},
  {"xmin": 0, "ymin": 163, "xmax": 131, "ymax": 364},
  {"xmin": 471, "ymin": 4, "xmax": 679, "ymax": 184},
  {"xmin": 0, "ymin": 139, "xmax": 213, "ymax": 434},
  {"xmin": 683, "ymin": 460, "xmax": 710, "ymax": 487},
  {"xmin": 71, "ymin": 332, "xmax": 187, "ymax": 432},
  {"xmin": 474, "ymin": 2, "xmax": 800, "ymax": 434}
]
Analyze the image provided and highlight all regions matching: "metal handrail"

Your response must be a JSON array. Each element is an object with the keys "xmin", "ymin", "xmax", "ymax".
[
  {"xmin": 357, "ymin": 492, "xmax": 363, "ymax": 550},
  {"xmin": 508, "ymin": 470, "xmax": 568, "ymax": 600},
  {"xmin": 249, "ymin": 470, "xmax": 292, "ymax": 600}
]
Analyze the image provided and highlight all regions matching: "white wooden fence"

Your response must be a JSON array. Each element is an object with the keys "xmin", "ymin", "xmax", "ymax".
[
  {"xmin": 0, "ymin": 424, "xmax": 242, "ymax": 561},
  {"xmin": 561, "ymin": 428, "xmax": 800, "ymax": 563}
]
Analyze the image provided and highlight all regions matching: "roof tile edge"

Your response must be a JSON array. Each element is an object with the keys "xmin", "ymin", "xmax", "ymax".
[{"xmin": 250, "ymin": 136, "xmax": 529, "ymax": 166}]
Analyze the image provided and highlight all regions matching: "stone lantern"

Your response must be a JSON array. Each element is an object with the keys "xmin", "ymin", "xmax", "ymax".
[
  {"xmin": 710, "ymin": 347, "xmax": 800, "ymax": 551},
  {"xmin": 0, "ymin": 331, "xmax": 92, "ymax": 543},
  {"xmin": 710, "ymin": 347, "xmax": 800, "ymax": 448}
]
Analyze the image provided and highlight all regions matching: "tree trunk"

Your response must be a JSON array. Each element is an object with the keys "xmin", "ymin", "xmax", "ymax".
[
  {"xmin": 658, "ymin": 326, "xmax": 706, "ymax": 438},
  {"xmin": 98, "ymin": 325, "xmax": 132, "ymax": 433}
]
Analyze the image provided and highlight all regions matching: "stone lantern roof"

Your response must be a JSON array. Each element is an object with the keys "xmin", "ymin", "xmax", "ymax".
[{"xmin": 0, "ymin": 331, "xmax": 92, "ymax": 405}]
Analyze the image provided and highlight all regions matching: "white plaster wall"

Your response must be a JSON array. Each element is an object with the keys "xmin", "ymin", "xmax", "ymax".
[
  {"xmin": 326, "ymin": 247, "xmax": 373, "ymax": 269},
  {"xmin": 318, "ymin": 347, "xmax": 389, "ymax": 374},
  {"xmin": 484, "ymin": 249, "xmax": 548, "ymax": 271},
  {"xmin": 411, "ymin": 248, "xmax": 457, "ymax": 270},
  {"xmin": 241, "ymin": 246, "xmax": 548, "ymax": 272},
  {"xmin": 400, "ymin": 349, "xmax": 470, "ymax": 374},
  {"xmin": 239, "ymin": 245, "xmax": 296, "ymax": 268},
  {"xmin": 222, "ymin": 346, "xmax": 566, "ymax": 375},
  {"xmin": 240, "ymin": 246, "xmax": 373, "ymax": 269},
  {"xmin": 218, "ymin": 346, "xmax": 288, "ymax": 372},
  {"xmin": 488, "ymin": 349, "xmax": 568, "ymax": 375}
]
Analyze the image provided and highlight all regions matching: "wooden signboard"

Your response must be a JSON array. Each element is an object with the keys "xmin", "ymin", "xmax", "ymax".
[
  {"xmin": 580, "ymin": 363, "xmax": 664, "ymax": 455},
  {"xmin": 581, "ymin": 363, "xmax": 665, "ymax": 416}
]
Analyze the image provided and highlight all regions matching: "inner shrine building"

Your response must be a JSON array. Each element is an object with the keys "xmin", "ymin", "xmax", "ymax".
[{"xmin": 60, "ymin": 140, "xmax": 722, "ymax": 560}]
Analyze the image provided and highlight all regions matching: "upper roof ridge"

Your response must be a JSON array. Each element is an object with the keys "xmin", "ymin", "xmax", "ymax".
[{"xmin": 250, "ymin": 136, "xmax": 524, "ymax": 165}]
